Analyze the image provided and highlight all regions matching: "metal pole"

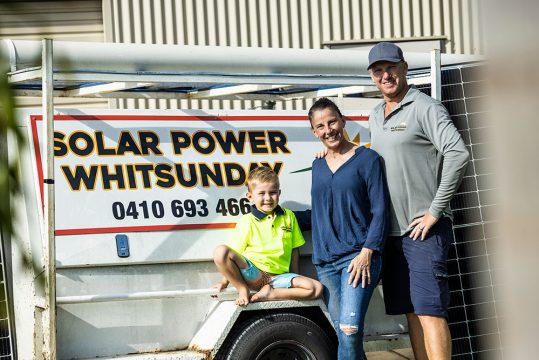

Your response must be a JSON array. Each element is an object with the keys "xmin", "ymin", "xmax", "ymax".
[
  {"xmin": 431, "ymin": 49, "xmax": 441, "ymax": 101},
  {"xmin": 42, "ymin": 38, "xmax": 56, "ymax": 360},
  {"xmin": 336, "ymin": 88, "xmax": 344, "ymax": 109}
]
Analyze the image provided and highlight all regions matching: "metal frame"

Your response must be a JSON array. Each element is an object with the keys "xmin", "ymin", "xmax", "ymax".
[
  {"xmin": 41, "ymin": 38, "xmax": 56, "ymax": 360},
  {"xmin": 8, "ymin": 71, "xmax": 432, "ymax": 98},
  {"xmin": 5, "ymin": 39, "xmax": 471, "ymax": 105}
]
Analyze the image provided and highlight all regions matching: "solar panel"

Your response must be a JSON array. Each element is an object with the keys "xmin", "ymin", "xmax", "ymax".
[
  {"xmin": 0, "ymin": 238, "xmax": 14, "ymax": 360},
  {"xmin": 418, "ymin": 64, "xmax": 501, "ymax": 359}
]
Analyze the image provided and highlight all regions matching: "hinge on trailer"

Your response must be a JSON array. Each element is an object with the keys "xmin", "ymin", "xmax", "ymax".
[
  {"xmin": 43, "ymin": 179, "xmax": 54, "ymax": 184},
  {"xmin": 34, "ymin": 296, "xmax": 47, "ymax": 310}
]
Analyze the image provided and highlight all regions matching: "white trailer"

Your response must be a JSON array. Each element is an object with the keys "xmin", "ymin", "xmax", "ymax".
[{"xmin": 1, "ymin": 39, "xmax": 481, "ymax": 360}]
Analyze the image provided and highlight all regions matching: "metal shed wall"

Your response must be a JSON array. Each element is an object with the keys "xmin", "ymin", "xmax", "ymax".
[
  {"xmin": 0, "ymin": 0, "xmax": 107, "ymax": 108},
  {"xmin": 103, "ymin": 0, "xmax": 484, "ymax": 110},
  {"xmin": 0, "ymin": 3, "xmax": 105, "ymax": 356}
]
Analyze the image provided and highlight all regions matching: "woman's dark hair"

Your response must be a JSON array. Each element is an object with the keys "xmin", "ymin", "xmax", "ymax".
[{"xmin": 307, "ymin": 97, "xmax": 344, "ymax": 127}]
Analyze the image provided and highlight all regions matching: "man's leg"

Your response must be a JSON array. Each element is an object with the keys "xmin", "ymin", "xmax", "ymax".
[
  {"xmin": 406, "ymin": 313, "xmax": 428, "ymax": 360},
  {"xmin": 418, "ymin": 314, "xmax": 451, "ymax": 360},
  {"xmin": 384, "ymin": 236, "xmax": 424, "ymax": 358},
  {"xmin": 403, "ymin": 218, "xmax": 454, "ymax": 360},
  {"xmin": 213, "ymin": 245, "xmax": 251, "ymax": 305}
]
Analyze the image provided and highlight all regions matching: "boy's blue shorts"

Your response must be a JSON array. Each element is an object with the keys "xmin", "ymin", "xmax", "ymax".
[
  {"xmin": 382, "ymin": 217, "xmax": 453, "ymax": 318},
  {"xmin": 240, "ymin": 257, "xmax": 299, "ymax": 289}
]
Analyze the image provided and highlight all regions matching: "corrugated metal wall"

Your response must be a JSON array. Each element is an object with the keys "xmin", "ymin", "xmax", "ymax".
[
  {"xmin": 103, "ymin": 0, "xmax": 484, "ymax": 110},
  {"xmin": 0, "ymin": 0, "xmax": 103, "ymax": 41},
  {"xmin": 0, "ymin": 2, "xmax": 105, "ymax": 358},
  {"xmin": 0, "ymin": 0, "xmax": 107, "ymax": 108}
]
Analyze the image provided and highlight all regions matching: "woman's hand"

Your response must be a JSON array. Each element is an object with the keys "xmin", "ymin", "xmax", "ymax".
[{"xmin": 347, "ymin": 247, "xmax": 374, "ymax": 288}]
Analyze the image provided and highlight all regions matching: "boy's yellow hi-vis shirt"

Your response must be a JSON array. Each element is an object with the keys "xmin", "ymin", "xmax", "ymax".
[{"xmin": 228, "ymin": 205, "xmax": 305, "ymax": 275}]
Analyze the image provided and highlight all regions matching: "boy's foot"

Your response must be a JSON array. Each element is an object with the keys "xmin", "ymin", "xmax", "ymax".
[
  {"xmin": 235, "ymin": 287, "xmax": 251, "ymax": 306},
  {"xmin": 251, "ymin": 284, "xmax": 273, "ymax": 302}
]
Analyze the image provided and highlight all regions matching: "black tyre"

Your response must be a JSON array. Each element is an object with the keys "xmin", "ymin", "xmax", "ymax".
[{"xmin": 220, "ymin": 312, "xmax": 336, "ymax": 360}]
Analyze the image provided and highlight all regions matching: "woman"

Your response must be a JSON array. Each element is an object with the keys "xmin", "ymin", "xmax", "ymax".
[{"xmin": 308, "ymin": 98, "xmax": 389, "ymax": 359}]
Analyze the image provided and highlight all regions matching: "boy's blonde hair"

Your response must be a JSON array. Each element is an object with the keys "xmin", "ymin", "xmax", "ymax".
[{"xmin": 246, "ymin": 166, "xmax": 279, "ymax": 191}]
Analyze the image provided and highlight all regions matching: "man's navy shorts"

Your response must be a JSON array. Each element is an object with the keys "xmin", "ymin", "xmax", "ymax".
[{"xmin": 382, "ymin": 217, "xmax": 453, "ymax": 318}]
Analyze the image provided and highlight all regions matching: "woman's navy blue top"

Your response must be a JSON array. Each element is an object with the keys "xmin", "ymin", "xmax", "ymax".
[{"xmin": 311, "ymin": 146, "xmax": 389, "ymax": 265}]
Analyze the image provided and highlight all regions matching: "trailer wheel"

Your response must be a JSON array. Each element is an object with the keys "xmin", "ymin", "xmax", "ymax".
[{"xmin": 220, "ymin": 312, "xmax": 336, "ymax": 360}]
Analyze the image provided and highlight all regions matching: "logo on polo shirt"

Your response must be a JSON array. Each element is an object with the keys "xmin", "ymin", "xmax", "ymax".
[
  {"xmin": 281, "ymin": 217, "xmax": 292, "ymax": 232},
  {"xmin": 390, "ymin": 122, "xmax": 408, "ymax": 132}
]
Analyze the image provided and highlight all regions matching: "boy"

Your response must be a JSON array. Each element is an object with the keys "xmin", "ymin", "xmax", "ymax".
[{"xmin": 212, "ymin": 166, "xmax": 323, "ymax": 305}]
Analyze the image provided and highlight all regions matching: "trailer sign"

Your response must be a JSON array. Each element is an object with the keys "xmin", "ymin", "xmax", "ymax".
[{"xmin": 29, "ymin": 112, "xmax": 369, "ymax": 235}]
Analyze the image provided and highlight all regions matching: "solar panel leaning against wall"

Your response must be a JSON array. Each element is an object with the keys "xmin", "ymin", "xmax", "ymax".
[{"xmin": 418, "ymin": 65, "xmax": 501, "ymax": 360}]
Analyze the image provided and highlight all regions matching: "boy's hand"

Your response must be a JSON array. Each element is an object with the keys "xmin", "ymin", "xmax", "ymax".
[{"xmin": 211, "ymin": 281, "xmax": 229, "ymax": 297}]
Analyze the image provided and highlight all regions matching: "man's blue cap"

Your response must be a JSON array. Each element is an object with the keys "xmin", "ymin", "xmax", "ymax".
[{"xmin": 367, "ymin": 42, "xmax": 404, "ymax": 69}]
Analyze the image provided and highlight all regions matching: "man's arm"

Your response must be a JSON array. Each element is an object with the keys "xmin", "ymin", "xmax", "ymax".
[
  {"xmin": 422, "ymin": 102, "xmax": 470, "ymax": 218},
  {"xmin": 410, "ymin": 102, "xmax": 470, "ymax": 240}
]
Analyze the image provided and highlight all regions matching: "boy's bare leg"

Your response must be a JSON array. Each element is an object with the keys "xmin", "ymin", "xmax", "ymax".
[
  {"xmin": 251, "ymin": 276, "xmax": 323, "ymax": 302},
  {"xmin": 213, "ymin": 245, "xmax": 251, "ymax": 305}
]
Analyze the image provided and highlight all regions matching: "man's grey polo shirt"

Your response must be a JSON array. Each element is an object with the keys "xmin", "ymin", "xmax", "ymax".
[{"xmin": 369, "ymin": 86, "xmax": 470, "ymax": 236}]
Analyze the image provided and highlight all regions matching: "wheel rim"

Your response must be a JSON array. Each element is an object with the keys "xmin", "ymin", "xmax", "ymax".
[{"xmin": 255, "ymin": 340, "xmax": 317, "ymax": 360}]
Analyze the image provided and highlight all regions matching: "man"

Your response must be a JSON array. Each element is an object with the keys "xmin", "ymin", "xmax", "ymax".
[{"xmin": 367, "ymin": 42, "xmax": 469, "ymax": 360}]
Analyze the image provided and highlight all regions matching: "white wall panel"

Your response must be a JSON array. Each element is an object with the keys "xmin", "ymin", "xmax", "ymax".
[
  {"xmin": 0, "ymin": 0, "xmax": 103, "ymax": 41},
  {"xmin": 0, "ymin": 0, "xmax": 107, "ymax": 108}
]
